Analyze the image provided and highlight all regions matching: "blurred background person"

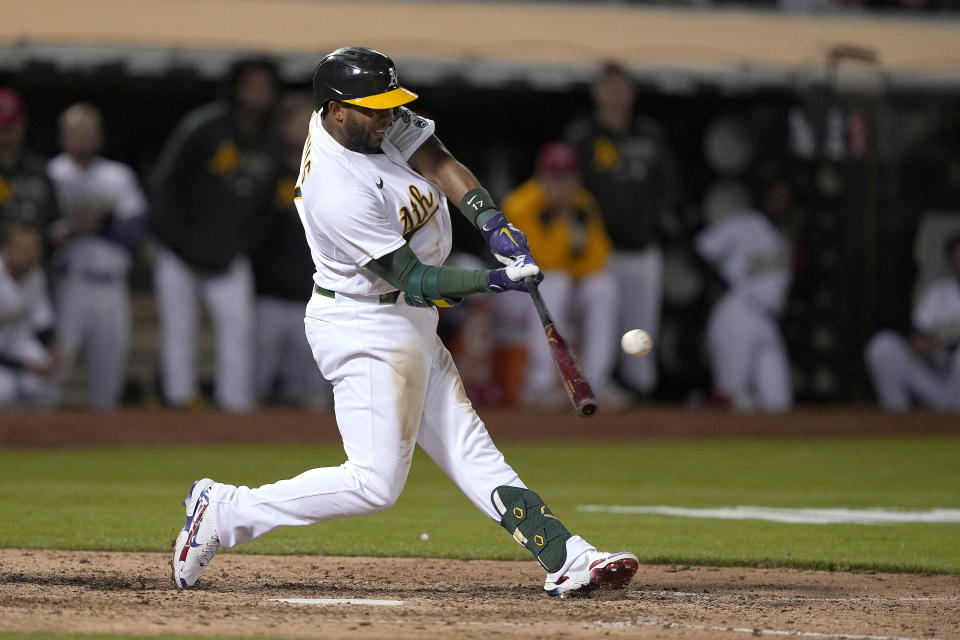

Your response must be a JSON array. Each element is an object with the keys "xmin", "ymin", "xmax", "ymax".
[
  {"xmin": 149, "ymin": 58, "xmax": 283, "ymax": 412},
  {"xmin": 0, "ymin": 222, "xmax": 58, "ymax": 408},
  {"xmin": 47, "ymin": 103, "xmax": 147, "ymax": 410},
  {"xmin": 695, "ymin": 181, "xmax": 794, "ymax": 412},
  {"xmin": 0, "ymin": 88, "xmax": 59, "ymax": 230},
  {"xmin": 564, "ymin": 63, "xmax": 680, "ymax": 399},
  {"xmin": 250, "ymin": 92, "xmax": 330, "ymax": 409},
  {"xmin": 865, "ymin": 233, "xmax": 960, "ymax": 411},
  {"xmin": 501, "ymin": 141, "xmax": 625, "ymax": 408}
]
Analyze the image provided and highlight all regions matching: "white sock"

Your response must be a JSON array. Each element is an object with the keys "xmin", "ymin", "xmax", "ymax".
[{"xmin": 546, "ymin": 535, "xmax": 595, "ymax": 581}]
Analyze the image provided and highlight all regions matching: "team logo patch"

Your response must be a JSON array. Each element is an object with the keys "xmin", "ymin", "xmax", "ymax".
[
  {"xmin": 208, "ymin": 141, "xmax": 239, "ymax": 176},
  {"xmin": 399, "ymin": 185, "xmax": 439, "ymax": 239},
  {"xmin": 513, "ymin": 507, "xmax": 524, "ymax": 519}
]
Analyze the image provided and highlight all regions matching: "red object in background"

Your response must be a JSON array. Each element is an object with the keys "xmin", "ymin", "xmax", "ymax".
[
  {"xmin": 0, "ymin": 88, "xmax": 25, "ymax": 126},
  {"xmin": 535, "ymin": 141, "xmax": 579, "ymax": 175},
  {"xmin": 848, "ymin": 111, "xmax": 868, "ymax": 159}
]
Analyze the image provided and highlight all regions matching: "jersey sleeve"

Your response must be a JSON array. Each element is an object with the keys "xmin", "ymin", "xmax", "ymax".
[
  {"xmin": 113, "ymin": 165, "xmax": 148, "ymax": 220},
  {"xmin": 696, "ymin": 219, "xmax": 735, "ymax": 265},
  {"xmin": 308, "ymin": 189, "xmax": 405, "ymax": 267},
  {"xmin": 27, "ymin": 270, "xmax": 54, "ymax": 333},
  {"xmin": 913, "ymin": 280, "xmax": 951, "ymax": 333},
  {"xmin": 384, "ymin": 107, "xmax": 435, "ymax": 161}
]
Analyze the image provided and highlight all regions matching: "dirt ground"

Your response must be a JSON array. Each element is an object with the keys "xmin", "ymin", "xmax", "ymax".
[
  {"xmin": 2, "ymin": 407, "xmax": 958, "ymax": 639},
  {"xmin": 3, "ymin": 406, "xmax": 959, "ymax": 449},
  {"xmin": 1, "ymin": 549, "xmax": 958, "ymax": 639}
]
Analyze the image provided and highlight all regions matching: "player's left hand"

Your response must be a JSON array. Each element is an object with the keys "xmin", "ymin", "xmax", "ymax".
[{"xmin": 480, "ymin": 211, "xmax": 535, "ymax": 267}]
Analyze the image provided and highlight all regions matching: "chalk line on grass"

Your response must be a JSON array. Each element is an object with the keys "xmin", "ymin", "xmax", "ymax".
[{"xmin": 577, "ymin": 505, "xmax": 960, "ymax": 525}]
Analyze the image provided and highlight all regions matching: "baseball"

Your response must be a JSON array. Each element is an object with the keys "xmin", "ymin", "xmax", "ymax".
[
  {"xmin": 419, "ymin": 532, "xmax": 430, "ymax": 541},
  {"xmin": 621, "ymin": 329, "xmax": 652, "ymax": 356}
]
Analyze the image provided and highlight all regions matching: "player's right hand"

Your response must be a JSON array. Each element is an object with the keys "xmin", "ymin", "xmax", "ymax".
[{"xmin": 488, "ymin": 256, "xmax": 542, "ymax": 293}]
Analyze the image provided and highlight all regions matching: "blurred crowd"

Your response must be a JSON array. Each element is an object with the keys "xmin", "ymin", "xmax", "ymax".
[{"xmin": 1, "ymin": 57, "xmax": 959, "ymax": 413}]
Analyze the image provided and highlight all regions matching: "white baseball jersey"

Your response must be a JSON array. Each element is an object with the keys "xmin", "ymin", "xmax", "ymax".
[
  {"xmin": 295, "ymin": 107, "xmax": 451, "ymax": 295},
  {"xmin": 0, "ymin": 256, "xmax": 53, "ymax": 365},
  {"xmin": 47, "ymin": 154, "xmax": 147, "ymax": 275},
  {"xmin": 696, "ymin": 210, "xmax": 792, "ymax": 315},
  {"xmin": 913, "ymin": 277, "xmax": 960, "ymax": 335}
]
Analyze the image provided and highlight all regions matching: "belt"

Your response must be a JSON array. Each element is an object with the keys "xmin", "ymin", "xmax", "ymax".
[
  {"xmin": 314, "ymin": 284, "xmax": 400, "ymax": 304},
  {"xmin": 79, "ymin": 268, "xmax": 123, "ymax": 285}
]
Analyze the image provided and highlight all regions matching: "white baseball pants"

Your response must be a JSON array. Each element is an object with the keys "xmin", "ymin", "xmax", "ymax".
[
  {"xmin": 525, "ymin": 269, "xmax": 620, "ymax": 395},
  {"xmin": 706, "ymin": 293, "xmax": 792, "ymax": 411},
  {"xmin": 207, "ymin": 291, "xmax": 524, "ymax": 548},
  {"xmin": 254, "ymin": 296, "xmax": 330, "ymax": 406},
  {"xmin": 610, "ymin": 248, "xmax": 663, "ymax": 394},
  {"xmin": 154, "ymin": 248, "xmax": 254, "ymax": 412},
  {"xmin": 56, "ymin": 275, "xmax": 130, "ymax": 410},
  {"xmin": 865, "ymin": 330, "xmax": 960, "ymax": 411}
]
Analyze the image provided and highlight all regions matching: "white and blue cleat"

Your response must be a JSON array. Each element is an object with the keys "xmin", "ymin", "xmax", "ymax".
[{"xmin": 171, "ymin": 478, "xmax": 219, "ymax": 589}]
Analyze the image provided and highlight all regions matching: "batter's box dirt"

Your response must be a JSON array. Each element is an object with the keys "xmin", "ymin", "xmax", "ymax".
[{"xmin": 0, "ymin": 549, "xmax": 957, "ymax": 639}]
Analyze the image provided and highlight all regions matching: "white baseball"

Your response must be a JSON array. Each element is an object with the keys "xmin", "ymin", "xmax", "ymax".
[
  {"xmin": 419, "ymin": 532, "xmax": 430, "ymax": 541},
  {"xmin": 621, "ymin": 329, "xmax": 652, "ymax": 356}
]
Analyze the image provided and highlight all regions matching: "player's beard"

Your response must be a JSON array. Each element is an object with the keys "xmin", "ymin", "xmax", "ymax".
[{"xmin": 344, "ymin": 115, "xmax": 382, "ymax": 154}]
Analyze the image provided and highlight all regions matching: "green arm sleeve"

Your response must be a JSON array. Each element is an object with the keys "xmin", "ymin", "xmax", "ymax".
[
  {"xmin": 367, "ymin": 244, "xmax": 491, "ymax": 300},
  {"xmin": 458, "ymin": 187, "xmax": 500, "ymax": 229}
]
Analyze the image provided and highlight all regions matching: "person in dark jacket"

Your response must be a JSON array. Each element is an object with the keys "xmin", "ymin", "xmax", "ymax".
[
  {"xmin": 250, "ymin": 92, "xmax": 330, "ymax": 408},
  {"xmin": 150, "ymin": 58, "xmax": 283, "ymax": 412},
  {"xmin": 0, "ymin": 88, "xmax": 59, "ymax": 232},
  {"xmin": 564, "ymin": 63, "xmax": 680, "ymax": 397}
]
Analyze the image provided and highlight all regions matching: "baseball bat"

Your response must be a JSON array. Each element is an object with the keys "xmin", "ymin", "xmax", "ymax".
[{"xmin": 524, "ymin": 277, "xmax": 598, "ymax": 417}]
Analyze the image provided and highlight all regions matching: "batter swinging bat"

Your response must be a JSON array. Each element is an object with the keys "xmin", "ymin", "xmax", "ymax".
[{"xmin": 524, "ymin": 277, "xmax": 598, "ymax": 416}]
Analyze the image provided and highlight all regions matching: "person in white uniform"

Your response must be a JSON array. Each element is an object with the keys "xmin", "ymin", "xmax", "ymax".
[
  {"xmin": 0, "ymin": 222, "xmax": 58, "ymax": 407},
  {"xmin": 47, "ymin": 103, "xmax": 147, "ymax": 410},
  {"xmin": 865, "ymin": 233, "xmax": 960, "ymax": 411},
  {"xmin": 696, "ymin": 205, "xmax": 793, "ymax": 411},
  {"xmin": 172, "ymin": 47, "xmax": 638, "ymax": 598},
  {"xmin": 150, "ymin": 58, "xmax": 283, "ymax": 412}
]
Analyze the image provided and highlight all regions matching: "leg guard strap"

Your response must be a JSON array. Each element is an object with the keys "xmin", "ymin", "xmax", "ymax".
[{"xmin": 492, "ymin": 486, "xmax": 571, "ymax": 573}]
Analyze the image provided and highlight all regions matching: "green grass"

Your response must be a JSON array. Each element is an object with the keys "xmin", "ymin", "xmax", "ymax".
[{"xmin": 1, "ymin": 436, "xmax": 958, "ymax": 573}]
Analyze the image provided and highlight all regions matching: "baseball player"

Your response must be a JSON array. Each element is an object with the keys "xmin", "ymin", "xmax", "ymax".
[
  {"xmin": 865, "ymin": 233, "xmax": 960, "ymax": 411},
  {"xmin": 173, "ymin": 47, "xmax": 639, "ymax": 597},
  {"xmin": 47, "ymin": 103, "xmax": 147, "ymax": 410},
  {"xmin": 696, "ymin": 203, "xmax": 793, "ymax": 411},
  {"xmin": 150, "ymin": 58, "xmax": 283, "ymax": 412},
  {"xmin": 499, "ymin": 141, "xmax": 624, "ymax": 408},
  {"xmin": 0, "ymin": 222, "xmax": 58, "ymax": 407},
  {"xmin": 565, "ymin": 64, "xmax": 680, "ymax": 398}
]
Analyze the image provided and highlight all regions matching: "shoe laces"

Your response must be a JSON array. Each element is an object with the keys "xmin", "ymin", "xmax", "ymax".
[{"xmin": 197, "ymin": 535, "xmax": 220, "ymax": 566}]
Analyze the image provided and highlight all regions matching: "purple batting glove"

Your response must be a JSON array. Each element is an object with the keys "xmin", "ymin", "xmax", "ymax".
[
  {"xmin": 480, "ymin": 211, "xmax": 535, "ymax": 267},
  {"xmin": 488, "ymin": 256, "xmax": 543, "ymax": 293}
]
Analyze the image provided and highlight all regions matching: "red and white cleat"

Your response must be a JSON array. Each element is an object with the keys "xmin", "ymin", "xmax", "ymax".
[
  {"xmin": 171, "ymin": 478, "xmax": 220, "ymax": 589},
  {"xmin": 544, "ymin": 549, "xmax": 639, "ymax": 597}
]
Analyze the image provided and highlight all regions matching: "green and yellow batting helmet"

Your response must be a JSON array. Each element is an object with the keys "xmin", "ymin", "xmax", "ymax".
[{"xmin": 312, "ymin": 46, "xmax": 418, "ymax": 112}]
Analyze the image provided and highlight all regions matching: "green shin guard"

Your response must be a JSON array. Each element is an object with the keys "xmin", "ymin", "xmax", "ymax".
[{"xmin": 492, "ymin": 486, "xmax": 571, "ymax": 573}]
